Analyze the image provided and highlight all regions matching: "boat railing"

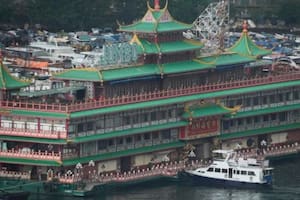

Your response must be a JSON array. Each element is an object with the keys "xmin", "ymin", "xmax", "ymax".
[{"xmin": 2, "ymin": 71, "xmax": 300, "ymax": 113}]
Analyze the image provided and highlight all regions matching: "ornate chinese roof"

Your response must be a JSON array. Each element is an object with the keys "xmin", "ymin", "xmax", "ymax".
[
  {"xmin": 197, "ymin": 52, "xmax": 255, "ymax": 66},
  {"xmin": 53, "ymin": 68, "xmax": 103, "ymax": 82},
  {"xmin": 0, "ymin": 60, "xmax": 30, "ymax": 90},
  {"xmin": 131, "ymin": 34, "xmax": 203, "ymax": 54},
  {"xmin": 118, "ymin": 1, "xmax": 192, "ymax": 33},
  {"xmin": 228, "ymin": 21, "xmax": 272, "ymax": 58}
]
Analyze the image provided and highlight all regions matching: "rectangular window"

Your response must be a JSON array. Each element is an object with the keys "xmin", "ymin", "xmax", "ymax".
[
  {"xmin": 263, "ymin": 115, "xmax": 269, "ymax": 122},
  {"xmin": 117, "ymin": 138, "xmax": 123, "ymax": 145},
  {"xmin": 126, "ymin": 137, "xmax": 132, "ymax": 144},
  {"xmin": 241, "ymin": 171, "xmax": 247, "ymax": 175},
  {"xmin": 248, "ymin": 171, "xmax": 255, "ymax": 176},
  {"xmin": 253, "ymin": 97, "xmax": 259, "ymax": 106},
  {"xmin": 254, "ymin": 116, "xmax": 259, "ymax": 123},
  {"xmin": 271, "ymin": 113, "xmax": 277, "ymax": 121},
  {"xmin": 135, "ymin": 135, "xmax": 142, "ymax": 142},
  {"xmin": 294, "ymin": 91, "xmax": 299, "ymax": 100},
  {"xmin": 142, "ymin": 113, "xmax": 149, "ymax": 123},
  {"xmin": 223, "ymin": 121, "xmax": 229, "ymax": 130},
  {"xmin": 152, "ymin": 132, "xmax": 159, "ymax": 140},
  {"xmin": 279, "ymin": 112, "xmax": 286, "ymax": 121},
  {"xmin": 106, "ymin": 116, "xmax": 114, "ymax": 128},
  {"xmin": 161, "ymin": 130, "xmax": 171, "ymax": 139},
  {"xmin": 86, "ymin": 122, "xmax": 93, "ymax": 131},
  {"xmin": 238, "ymin": 119, "xmax": 243, "ymax": 126},
  {"xmin": 77, "ymin": 123, "xmax": 84, "ymax": 132},
  {"xmin": 246, "ymin": 117, "xmax": 252, "ymax": 125},
  {"xmin": 278, "ymin": 93, "xmax": 284, "ymax": 102},
  {"xmin": 215, "ymin": 168, "xmax": 221, "ymax": 173},
  {"xmin": 114, "ymin": 114, "xmax": 122, "ymax": 127},
  {"xmin": 262, "ymin": 96, "xmax": 268, "ymax": 104},
  {"xmin": 123, "ymin": 116, "xmax": 130, "ymax": 126},
  {"xmin": 207, "ymin": 168, "xmax": 213, "ymax": 172},
  {"xmin": 286, "ymin": 92, "xmax": 292, "ymax": 101},
  {"xmin": 222, "ymin": 169, "xmax": 228, "ymax": 173},
  {"xmin": 270, "ymin": 95, "xmax": 276, "ymax": 103},
  {"xmin": 98, "ymin": 140, "xmax": 107, "ymax": 150},
  {"xmin": 245, "ymin": 98, "xmax": 251, "ymax": 107},
  {"xmin": 144, "ymin": 133, "xmax": 151, "ymax": 140},
  {"xmin": 151, "ymin": 112, "xmax": 157, "ymax": 121},
  {"xmin": 108, "ymin": 139, "xmax": 115, "ymax": 146}
]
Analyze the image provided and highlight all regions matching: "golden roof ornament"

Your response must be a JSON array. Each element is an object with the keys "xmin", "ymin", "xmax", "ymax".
[
  {"xmin": 154, "ymin": 0, "xmax": 160, "ymax": 10},
  {"xmin": 243, "ymin": 20, "xmax": 248, "ymax": 33}
]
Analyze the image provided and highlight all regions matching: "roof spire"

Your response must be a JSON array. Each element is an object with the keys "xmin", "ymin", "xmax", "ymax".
[
  {"xmin": 154, "ymin": 0, "xmax": 160, "ymax": 10},
  {"xmin": 243, "ymin": 20, "xmax": 248, "ymax": 33}
]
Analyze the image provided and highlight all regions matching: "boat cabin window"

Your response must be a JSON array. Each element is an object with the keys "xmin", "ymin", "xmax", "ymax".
[
  {"xmin": 241, "ymin": 171, "xmax": 247, "ymax": 175},
  {"xmin": 222, "ymin": 169, "xmax": 228, "ymax": 173},
  {"xmin": 263, "ymin": 170, "xmax": 273, "ymax": 176},
  {"xmin": 234, "ymin": 170, "xmax": 240, "ymax": 175},
  {"xmin": 207, "ymin": 168, "xmax": 214, "ymax": 172},
  {"xmin": 248, "ymin": 171, "xmax": 255, "ymax": 176},
  {"xmin": 215, "ymin": 168, "xmax": 221, "ymax": 173}
]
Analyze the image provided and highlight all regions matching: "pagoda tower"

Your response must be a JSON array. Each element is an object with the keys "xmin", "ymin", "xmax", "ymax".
[{"xmin": 118, "ymin": 0, "xmax": 203, "ymax": 65}]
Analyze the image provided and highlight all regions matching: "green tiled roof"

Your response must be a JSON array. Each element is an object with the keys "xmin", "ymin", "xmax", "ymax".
[
  {"xmin": 0, "ymin": 135, "xmax": 67, "ymax": 144},
  {"xmin": 62, "ymin": 141, "xmax": 184, "ymax": 166},
  {"xmin": 11, "ymin": 110, "xmax": 68, "ymax": 119},
  {"xmin": 220, "ymin": 122, "xmax": 300, "ymax": 140},
  {"xmin": 102, "ymin": 64, "xmax": 160, "ymax": 81},
  {"xmin": 136, "ymin": 39, "xmax": 203, "ymax": 54},
  {"xmin": 53, "ymin": 68, "xmax": 103, "ymax": 82},
  {"xmin": 228, "ymin": 31, "xmax": 272, "ymax": 58},
  {"xmin": 162, "ymin": 60, "xmax": 214, "ymax": 74},
  {"xmin": 118, "ymin": 4, "xmax": 192, "ymax": 33},
  {"xmin": 138, "ymin": 39, "xmax": 159, "ymax": 54},
  {"xmin": 198, "ymin": 53, "xmax": 255, "ymax": 66},
  {"xmin": 226, "ymin": 103, "xmax": 300, "ymax": 119},
  {"xmin": 70, "ymin": 80, "xmax": 300, "ymax": 118},
  {"xmin": 70, "ymin": 121, "xmax": 188, "ymax": 143},
  {"xmin": 0, "ymin": 157, "xmax": 61, "ymax": 166},
  {"xmin": 159, "ymin": 40, "xmax": 203, "ymax": 53},
  {"xmin": 0, "ymin": 61, "xmax": 30, "ymax": 89},
  {"xmin": 119, "ymin": 20, "xmax": 192, "ymax": 34},
  {"xmin": 182, "ymin": 104, "xmax": 231, "ymax": 119}
]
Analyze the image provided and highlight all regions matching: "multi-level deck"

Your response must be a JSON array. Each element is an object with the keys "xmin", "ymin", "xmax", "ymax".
[{"xmin": 0, "ymin": 0, "xmax": 299, "ymax": 194}]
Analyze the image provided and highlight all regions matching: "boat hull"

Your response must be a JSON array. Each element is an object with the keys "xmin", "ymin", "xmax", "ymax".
[{"xmin": 181, "ymin": 171, "xmax": 272, "ymax": 189}]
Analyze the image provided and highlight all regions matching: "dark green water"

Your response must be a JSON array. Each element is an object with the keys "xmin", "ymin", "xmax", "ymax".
[{"xmin": 30, "ymin": 156, "xmax": 300, "ymax": 200}]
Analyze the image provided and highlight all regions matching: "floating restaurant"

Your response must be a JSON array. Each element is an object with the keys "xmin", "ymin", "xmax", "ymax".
[{"xmin": 0, "ymin": 0, "xmax": 300, "ymax": 196}]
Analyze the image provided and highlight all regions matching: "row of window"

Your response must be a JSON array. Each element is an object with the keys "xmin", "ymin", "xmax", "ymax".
[
  {"xmin": 70, "ymin": 105, "xmax": 183, "ymax": 135},
  {"xmin": 222, "ymin": 110, "xmax": 299, "ymax": 131},
  {"xmin": 224, "ymin": 88, "xmax": 300, "ymax": 109},
  {"xmin": 207, "ymin": 168, "xmax": 255, "ymax": 176}
]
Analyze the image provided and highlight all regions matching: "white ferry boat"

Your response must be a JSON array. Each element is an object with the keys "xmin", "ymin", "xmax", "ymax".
[{"xmin": 185, "ymin": 150, "xmax": 273, "ymax": 187}]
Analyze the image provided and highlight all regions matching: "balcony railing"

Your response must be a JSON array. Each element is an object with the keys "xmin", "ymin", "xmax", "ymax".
[
  {"xmin": 1, "ymin": 72, "xmax": 300, "ymax": 113},
  {"xmin": 0, "ymin": 170, "xmax": 31, "ymax": 180},
  {"xmin": 0, "ymin": 127, "xmax": 67, "ymax": 139},
  {"xmin": 0, "ymin": 149, "xmax": 61, "ymax": 161}
]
